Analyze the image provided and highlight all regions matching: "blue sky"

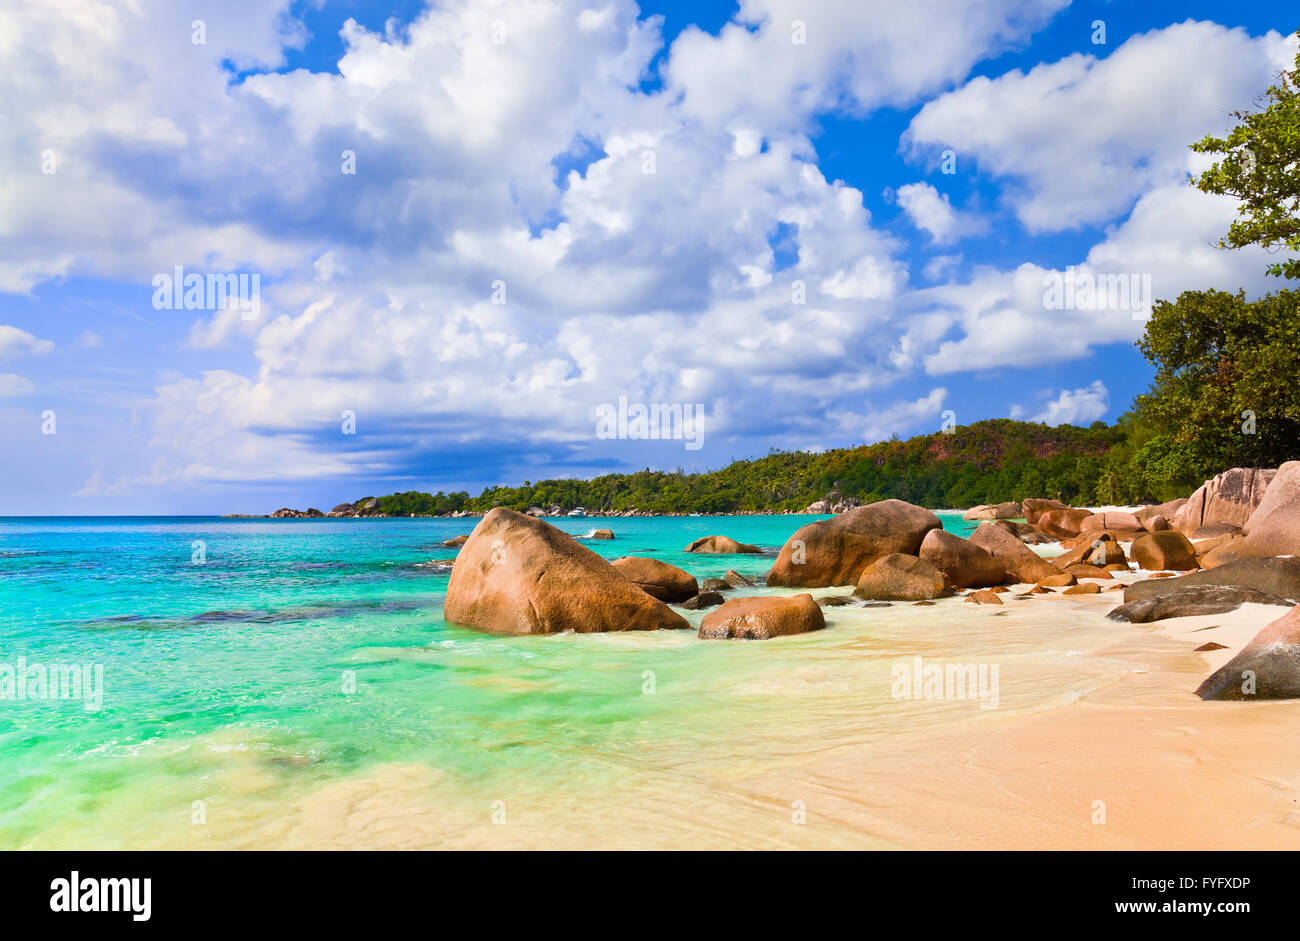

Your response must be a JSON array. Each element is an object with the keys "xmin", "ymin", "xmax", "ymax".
[{"xmin": 0, "ymin": 0, "xmax": 1294, "ymax": 513}]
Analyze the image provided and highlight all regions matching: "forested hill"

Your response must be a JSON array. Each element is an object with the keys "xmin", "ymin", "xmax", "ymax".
[{"xmin": 353, "ymin": 419, "xmax": 1128, "ymax": 516}]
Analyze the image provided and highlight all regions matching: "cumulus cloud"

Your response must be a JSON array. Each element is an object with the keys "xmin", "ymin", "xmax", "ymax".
[
  {"xmin": 0, "ymin": 2, "xmax": 1290, "ymax": 500},
  {"xmin": 895, "ymin": 183, "xmax": 986, "ymax": 244},
  {"xmin": 1019, "ymin": 380, "xmax": 1109, "ymax": 426}
]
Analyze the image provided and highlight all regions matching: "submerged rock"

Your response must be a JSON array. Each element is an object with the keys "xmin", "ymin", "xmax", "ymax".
[
  {"xmin": 678, "ymin": 591, "xmax": 725, "ymax": 610},
  {"xmin": 685, "ymin": 535, "xmax": 761, "ymax": 554},
  {"xmin": 698, "ymin": 594, "xmax": 825, "ymax": 640}
]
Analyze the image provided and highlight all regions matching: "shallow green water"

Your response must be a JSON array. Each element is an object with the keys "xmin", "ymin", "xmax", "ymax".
[{"xmin": 0, "ymin": 513, "xmax": 1134, "ymax": 849}]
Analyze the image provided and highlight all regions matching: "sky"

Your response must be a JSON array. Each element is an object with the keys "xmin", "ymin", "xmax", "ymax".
[{"xmin": 0, "ymin": 0, "xmax": 1295, "ymax": 514}]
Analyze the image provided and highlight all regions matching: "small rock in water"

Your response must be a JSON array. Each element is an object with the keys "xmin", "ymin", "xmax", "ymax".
[
  {"xmin": 700, "ymin": 578, "xmax": 731, "ymax": 592},
  {"xmin": 965, "ymin": 589, "xmax": 1003, "ymax": 605},
  {"xmin": 722, "ymin": 569, "xmax": 754, "ymax": 588},
  {"xmin": 1194, "ymin": 642, "xmax": 1229, "ymax": 652},
  {"xmin": 912, "ymin": 600, "xmax": 937, "ymax": 606},
  {"xmin": 678, "ymin": 591, "xmax": 725, "ymax": 610},
  {"xmin": 817, "ymin": 595, "xmax": 855, "ymax": 607}
]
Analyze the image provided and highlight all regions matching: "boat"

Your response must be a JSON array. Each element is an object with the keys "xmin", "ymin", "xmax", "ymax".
[{"xmin": 567, "ymin": 507, "xmax": 587, "ymax": 517}]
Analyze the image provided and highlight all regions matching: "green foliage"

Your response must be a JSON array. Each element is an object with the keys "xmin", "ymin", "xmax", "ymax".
[
  {"xmin": 1133, "ymin": 288, "xmax": 1300, "ymax": 490},
  {"xmin": 1191, "ymin": 30, "xmax": 1300, "ymax": 279},
  {"xmin": 357, "ymin": 419, "xmax": 1125, "ymax": 515}
]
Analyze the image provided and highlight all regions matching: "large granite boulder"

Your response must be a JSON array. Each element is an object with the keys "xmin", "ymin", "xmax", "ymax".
[
  {"xmin": 1081, "ymin": 511, "xmax": 1144, "ymax": 533},
  {"xmin": 610, "ymin": 557, "xmax": 699, "ymax": 603},
  {"xmin": 684, "ymin": 535, "xmax": 761, "ymax": 554},
  {"xmin": 988, "ymin": 519, "xmax": 1055, "ymax": 545},
  {"xmin": 1036, "ymin": 508, "xmax": 1094, "ymax": 539},
  {"xmin": 766, "ymin": 499, "xmax": 942, "ymax": 588},
  {"xmin": 1172, "ymin": 467, "xmax": 1276, "ymax": 535},
  {"xmin": 962, "ymin": 502, "xmax": 1021, "ymax": 521},
  {"xmin": 1107, "ymin": 585, "xmax": 1291, "ymax": 623},
  {"xmin": 969, "ymin": 522, "xmax": 1058, "ymax": 584},
  {"xmin": 698, "ymin": 594, "xmax": 825, "ymax": 640},
  {"xmin": 1135, "ymin": 499, "xmax": 1187, "ymax": 528},
  {"xmin": 852, "ymin": 553, "xmax": 947, "ymax": 601},
  {"xmin": 1130, "ymin": 531, "xmax": 1198, "ymax": 571},
  {"xmin": 444, "ymin": 508, "xmax": 690, "ymax": 634},
  {"xmin": 1195, "ymin": 605, "xmax": 1300, "ymax": 700},
  {"xmin": 1054, "ymin": 533, "xmax": 1126, "ymax": 568},
  {"xmin": 918, "ymin": 528, "xmax": 1005, "ymax": 588},
  {"xmin": 1122, "ymin": 557, "xmax": 1300, "ymax": 604},
  {"xmin": 1022, "ymin": 499, "xmax": 1071, "ymax": 525},
  {"xmin": 1239, "ymin": 461, "xmax": 1300, "ymax": 558}
]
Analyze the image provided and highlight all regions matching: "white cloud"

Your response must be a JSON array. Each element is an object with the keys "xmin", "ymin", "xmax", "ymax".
[
  {"xmin": 1023, "ymin": 380, "xmax": 1109, "ymax": 425},
  {"xmin": 0, "ymin": 325, "xmax": 53, "ymax": 359},
  {"xmin": 904, "ymin": 21, "xmax": 1297, "ymax": 232},
  {"xmin": 895, "ymin": 183, "xmax": 985, "ymax": 244}
]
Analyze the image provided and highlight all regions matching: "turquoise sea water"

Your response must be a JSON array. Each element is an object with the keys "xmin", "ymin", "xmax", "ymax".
[{"xmin": 0, "ymin": 512, "xmax": 1134, "ymax": 849}]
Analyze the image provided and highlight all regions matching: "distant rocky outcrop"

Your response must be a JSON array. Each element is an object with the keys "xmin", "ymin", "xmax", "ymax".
[
  {"xmin": 962, "ymin": 501, "xmax": 1021, "ymax": 521},
  {"xmin": 684, "ymin": 535, "xmax": 761, "ymax": 553}
]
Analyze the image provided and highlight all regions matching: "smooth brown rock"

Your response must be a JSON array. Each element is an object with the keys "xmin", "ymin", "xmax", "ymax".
[
  {"xmin": 1081, "ymin": 511, "xmax": 1144, "ymax": 533},
  {"xmin": 698, "ymin": 593, "xmax": 825, "ymax": 640},
  {"xmin": 722, "ymin": 569, "xmax": 753, "ymax": 588},
  {"xmin": 1063, "ymin": 582, "xmax": 1101, "ymax": 594},
  {"xmin": 678, "ymin": 591, "xmax": 725, "ymax": 610},
  {"xmin": 1195, "ymin": 642, "xmax": 1229, "ymax": 652},
  {"xmin": 1123, "ymin": 557, "xmax": 1300, "ymax": 604},
  {"xmin": 1135, "ymin": 499, "xmax": 1187, "ymax": 527},
  {"xmin": 853, "ymin": 554, "xmax": 946, "ymax": 601},
  {"xmin": 685, "ymin": 535, "xmax": 761, "ymax": 554},
  {"xmin": 1063, "ymin": 564, "xmax": 1113, "ymax": 579},
  {"xmin": 1022, "ymin": 498, "xmax": 1071, "ymax": 525},
  {"xmin": 1173, "ymin": 467, "xmax": 1276, "ymax": 534},
  {"xmin": 1036, "ymin": 508, "xmax": 1095, "ymax": 538},
  {"xmin": 1037, "ymin": 573, "xmax": 1077, "ymax": 588},
  {"xmin": 969, "ymin": 522, "xmax": 1058, "ymax": 584},
  {"xmin": 919, "ymin": 529, "xmax": 1005, "ymax": 588},
  {"xmin": 965, "ymin": 589, "xmax": 1003, "ymax": 605},
  {"xmin": 962, "ymin": 501, "xmax": 1021, "ymax": 521},
  {"xmin": 700, "ymin": 578, "xmax": 730, "ymax": 592},
  {"xmin": 589, "ymin": 529, "xmax": 614, "ymax": 539},
  {"xmin": 443, "ymin": 534, "xmax": 470, "ymax": 547},
  {"xmin": 1131, "ymin": 530, "xmax": 1198, "ymax": 571},
  {"xmin": 1195, "ymin": 605, "xmax": 1300, "ymax": 700},
  {"xmin": 767, "ymin": 499, "xmax": 942, "ymax": 588},
  {"xmin": 444, "ymin": 508, "xmax": 690, "ymax": 634},
  {"xmin": 1200, "ymin": 538, "xmax": 1244, "ymax": 569},
  {"xmin": 989, "ymin": 519, "xmax": 1056, "ymax": 545},
  {"xmin": 611, "ymin": 556, "xmax": 699, "ymax": 603},
  {"xmin": 1054, "ymin": 533, "xmax": 1126, "ymax": 568}
]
